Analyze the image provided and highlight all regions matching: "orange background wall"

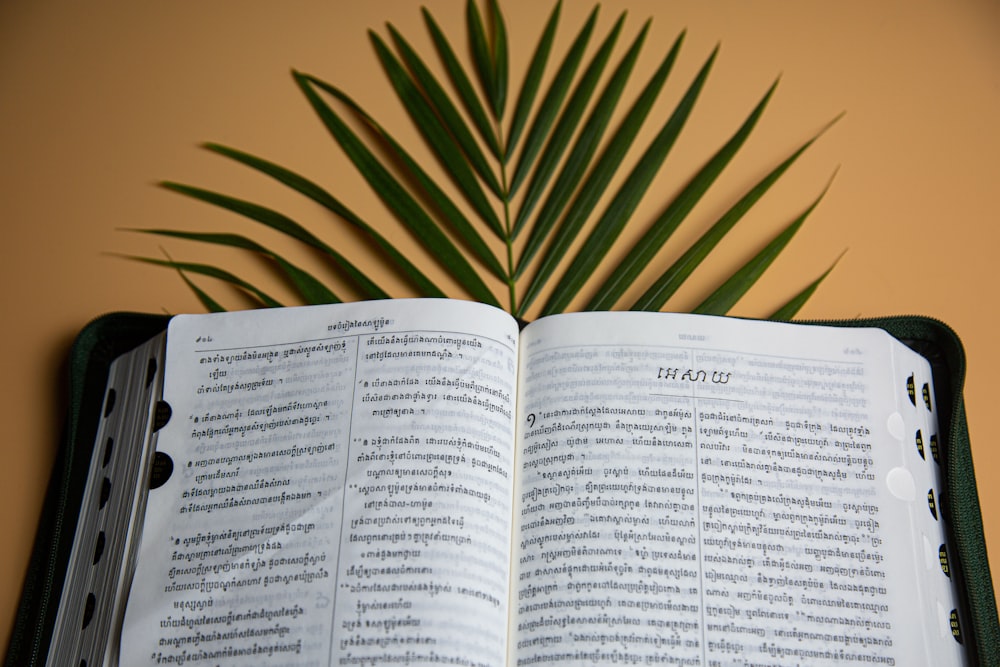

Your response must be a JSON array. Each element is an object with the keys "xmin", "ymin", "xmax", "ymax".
[{"xmin": 2, "ymin": 0, "xmax": 998, "ymax": 651}]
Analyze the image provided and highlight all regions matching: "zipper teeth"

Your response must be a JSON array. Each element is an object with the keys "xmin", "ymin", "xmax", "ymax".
[
  {"xmin": 32, "ymin": 492, "xmax": 67, "ymax": 667},
  {"xmin": 29, "ymin": 311, "xmax": 137, "ymax": 667}
]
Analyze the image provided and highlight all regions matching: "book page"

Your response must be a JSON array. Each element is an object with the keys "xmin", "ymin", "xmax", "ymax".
[
  {"xmin": 511, "ymin": 312, "xmax": 965, "ymax": 667},
  {"xmin": 120, "ymin": 299, "xmax": 518, "ymax": 666}
]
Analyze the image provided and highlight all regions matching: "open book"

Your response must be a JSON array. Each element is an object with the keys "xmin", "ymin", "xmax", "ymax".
[{"xmin": 39, "ymin": 299, "xmax": 977, "ymax": 666}]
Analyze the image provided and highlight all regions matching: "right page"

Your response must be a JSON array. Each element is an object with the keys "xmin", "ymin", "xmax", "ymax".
[{"xmin": 510, "ymin": 312, "xmax": 966, "ymax": 667}]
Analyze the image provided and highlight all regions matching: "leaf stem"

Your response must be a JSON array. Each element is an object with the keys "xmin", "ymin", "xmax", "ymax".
[{"xmin": 495, "ymin": 116, "xmax": 516, "ymax": 314}]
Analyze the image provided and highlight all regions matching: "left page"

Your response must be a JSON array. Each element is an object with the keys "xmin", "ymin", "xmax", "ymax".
[{"xmin": 120, "ymin": 299, "xmax": 519, "ymax": 666}]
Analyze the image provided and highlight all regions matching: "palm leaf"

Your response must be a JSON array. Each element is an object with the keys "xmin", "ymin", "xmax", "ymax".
[
  {"xmin": 422, "ymin": 7, "xmax": 501, "ymax": 160},
  {"xmin": 539, "ymin": 43, "xmax": 717, "ymax": 316},
  {"xmin": 691, "ymin": 178, "xmax": 834, "ymax": 315},
  {"xmin": 387, "ymin": 24, "xmax": 503, "ymax": 199},
  {"xmin": 511, "ymin": 20, "xmax": 654, "ymax": 244},
  {"xmin": 512, "ymin": 12, "xmax": 626, "ymax": 234},
  {"xmin": 297, "ymin": 78, "xmax": 505, "ymax": 280},
  {"xmin": 177, "ymin": 268, "xmax": 226, "ymax": 313},
  {"xmin": 504, "ymin": 1, "xmax": 561, "ymax": 163},
  {"xmin": 128, "ymin": 256, "xmax": 283, "ymax": 308},
  {"xmin": 199, "ymin": 142, "xmax": 445, "ymax": 298},
  {"xmin": 488, "ymin": 0, "xmax": 509, "ymax": 120},
  {"xmin": 127, "ymin": 229, "xmax": 340, "ymax": 304},
  {"xmin": 467, "ymin": 0, "xmax": 501, "ymax": 120},
  {"xmin": 137, "ymin": 1, "xmax": 840, "ymax": 321},
  {"xmin": 514, "ymin": 30, "xmax": 686, "ymax": 314},
  {"xmin": 768, "ymin": 252, "xmax": 845, "ymax": 320},
  {"xmin": 589, "ymin": 79, "xmax": 778, "ymax": 312},
  {"xmin": 159, "ymin": 181, "xmax": 387, "ymax": 300},
  {"xmin": 619, "ymin": 113, "xmax": 843, "ymax": 312},
  {"xmin": 368, "ymin": 34, "xmax": 503, "ymax": 233},
  {"xmin": 507, "ymin": 6, "xmax": 598, "ymax": 198},
  {"xmin": 150, "ymin": 247, "xmax": 227, "ymax": 312},
  {"xmin": 292, "ymin": 71, "xmax": 500, "ymax": 307}
]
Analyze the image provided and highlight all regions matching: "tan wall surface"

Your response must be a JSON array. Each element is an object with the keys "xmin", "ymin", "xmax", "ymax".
[{"xmin": 2, "ymin": 0, "xmax": 998, "ymax": 654}]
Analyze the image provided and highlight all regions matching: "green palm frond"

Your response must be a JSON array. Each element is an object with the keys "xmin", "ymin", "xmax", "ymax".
[
  {"xmin": 130, "ymin": 0, "xmax": 841, "ymax": 320},
  {"xmin": 127, "ymin": 254, "xmax": 284, "ymax": 309}
]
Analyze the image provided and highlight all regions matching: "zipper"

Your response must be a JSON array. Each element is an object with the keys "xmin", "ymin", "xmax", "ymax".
[
  {"xmin": 26, "ymin": 311, "xmax": 169, "ymax": 667},
  {"xmin": 28, "ymin": 312, "xmax": 117, "ymax": 667}
]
